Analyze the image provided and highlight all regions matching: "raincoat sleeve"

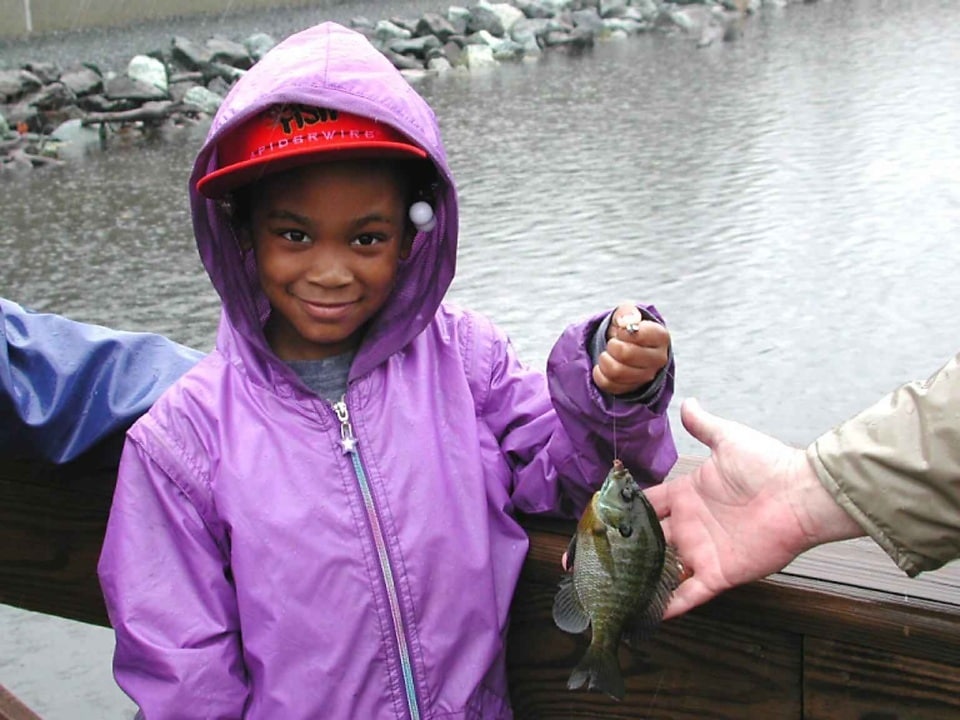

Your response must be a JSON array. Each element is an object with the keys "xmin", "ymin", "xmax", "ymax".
[
  {"xmin": 807, "ymin": 352, "xmax": 960, "ymax": 576},
  {"xmin": 0, "ymin": 298, "xmax": 202, "ymax": 463},
  {"xmin": 469, "ymin": 306, "xmax": 676, "ymax": 517},
  {"xmin": 98, "ymin": 419, "xmax": 248, "ymax": 718},
  {"xmin": 547, "ymin": 306, "xmax": 676, "ymax": 498}
]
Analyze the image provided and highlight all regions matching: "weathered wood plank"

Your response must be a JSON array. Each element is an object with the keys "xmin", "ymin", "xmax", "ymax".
[
  {"xmin": 784, "ymin": 538, "xmax": 960, "ymax": 605},
  {"xmin": 0, "ymin": 437, "xmax": 121, "ymax": 627},
  {"xmin": 803, "ymin": 637, "xmax": 960, "ymax": 719},
  {"xmin": 0, "ymin": 684, "xmax": 42, "ymax": 720}
]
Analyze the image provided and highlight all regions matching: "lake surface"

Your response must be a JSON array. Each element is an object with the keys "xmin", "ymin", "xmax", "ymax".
[{"xmin": 2, "ymin": 0, "xmax": 959, "ymax": 716}]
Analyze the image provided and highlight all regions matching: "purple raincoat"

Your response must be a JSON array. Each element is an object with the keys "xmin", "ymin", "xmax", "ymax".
[{"xmin": 98, "ymin": 22, "xmax": 676, "ymax": 720}]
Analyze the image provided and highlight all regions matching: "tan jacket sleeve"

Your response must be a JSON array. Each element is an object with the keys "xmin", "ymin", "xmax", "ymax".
[{"xmin": 806, "ymin": 353, "xmax": 960, "ymax": 576}]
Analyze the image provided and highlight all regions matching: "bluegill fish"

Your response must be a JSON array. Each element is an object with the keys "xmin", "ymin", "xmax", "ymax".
[{"xmin": 552, "ymin": 459, "xmax": 679, "ymax": 700}]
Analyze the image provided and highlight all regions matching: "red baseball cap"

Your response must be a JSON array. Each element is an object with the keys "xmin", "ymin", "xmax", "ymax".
[{"xmin": 197, "ymin": 104, "xmax": 429, "ymax": 198}]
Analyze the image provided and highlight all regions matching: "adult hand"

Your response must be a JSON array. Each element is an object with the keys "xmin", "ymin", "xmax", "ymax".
[
  {"xmin": 592, "ymin": 303, "xmax": 671, "ymax": 396},
  {"xmin": 644, "ymin": 398, "xmax": 863, "ymax": 620}
]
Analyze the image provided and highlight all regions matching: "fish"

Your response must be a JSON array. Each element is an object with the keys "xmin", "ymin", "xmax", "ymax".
[{"xmin": 552, "ymin": 458, "xmax": 680, "ymax": 700}]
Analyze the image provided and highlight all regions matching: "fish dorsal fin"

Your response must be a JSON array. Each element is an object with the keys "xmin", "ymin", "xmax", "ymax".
[{"xmin": 552, "ymin": 574, "xmax": 591, "ymax": 634}]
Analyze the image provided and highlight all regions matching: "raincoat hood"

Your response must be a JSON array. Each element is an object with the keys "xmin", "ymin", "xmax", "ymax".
[{"xmin": 189, "ymin": 22, "xmax": 457, "ymax": 381}]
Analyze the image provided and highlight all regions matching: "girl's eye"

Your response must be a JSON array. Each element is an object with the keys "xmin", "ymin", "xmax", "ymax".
[
  {"xmin": 352, "ymin": 234, "xmax": 386, "ymax": 247},
  {"xmin": 280, "ymin": 230, "xmax": 310, "ymax": 244}
]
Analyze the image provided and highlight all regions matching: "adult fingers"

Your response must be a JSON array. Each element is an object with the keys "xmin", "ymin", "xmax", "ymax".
[
  {"xmin": 679, "ymin": 397, "xmax": 725, "ymax": 451},
  {"xmin": 642, "ymin": 482, "xmax": 671, "ymax": 520},
  {"xmin": 662, "ymin": 576, "xmax": 714, "ymax": 621}
]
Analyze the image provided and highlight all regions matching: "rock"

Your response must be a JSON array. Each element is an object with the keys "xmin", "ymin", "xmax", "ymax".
[
  {"xmin": 49, "ymin": 118, "xmax": 103, "ymax": 157},
  {"xmin": 630, "ymin": 0, "xmax": 660, "ymax": 21},
  {"xmin": 183, "ymin": 86, "xmax": 222, "ymax": 115},
  {"xmin": 60, "ymin": 65, "xmax": 103, "ymax": 97},
  {"xmin": 23, "ymin": 61, "xmax": 61, "ymax": 84},
  {"xmin": 382, "ymin": 49, "xmax": 425, "ymax": 71},
  {"xmin": 388, "ymin": 35, "xmax": 443, "ymax": 59},
  {"xmin": 417, "ymin": 13, "xmax": 459, "ymax": 43},
  {"xmin": 171, "ymin": 36, "xmax": 214, "ymax": 70},
  {"xmin": 27, "ymin": 82, "xmax": 77, "ymax": 111},
  {"xmin": 599, "ymin": 0, "xmax": 629, "ymax": 19},
  {"xmin": 471, "ymin": 30, "xmax": 525, "ymax": 61},
  {"xmin": 466, "ymin": 3, "xmax": 506, "ymax": 37},
  {"xmin": 459, "ymin": 44, "xmax": 498, "ymax": 69},
  {"xmin": 388, "ymin": 16, "xmax": 421, "ymax": 35},
  {"xmin": 0, "ymin": 69, "xmax": 42, "ymax": 103},
  {"xmin": 511, "ymin": 18, "xmax": 548, "ymax": 54},
  {"xmin": 127, "ymin": 55, "xmax": 168, "ymax": 93},
  {"xmin": 571, "ymin": 8, "xmax": 605, "ymax": 35},
  {"xmin": 0, "ymin": 109, "xmax": 16, "ymax": 139},
  {"xmin": 514, "ymin": 0, "xmax": 558, "ymax": 19},
  {"xmin": 243, "ymin": 32, "xmax": 277, "ymax": 62},
  {"xmin": 206, "ymin": 76, "xmax": 232, "ymax": 97},
  {"xmin": 441, "ymin": 40, "xmax": 463, "ymax": 67},
  {"xmin": 427, "ymin": 56, "xmax": 454, "ymax": 73},
  {"xmin": 446, "ymin": 7, "xmax": 471, "ymax": 35},
  {"xmin": 375, "ymin": 20, "xmax": 412, "ymax": 42},
  {"xmin": 168, "ymin": 70, "xmax": 204, "ymax": 85},
  {"xmin": 104, "ymin": 75, "xmax": 168, "ymax": 102},
  {"xmin": 206, "ymin": 37, "xmax": 253, "ymax": 69},
  {"xmin": 485, "ymin": 2, "xmax": 526, "ymax": 33},
  {"xmin": 206, "ymin": 62, "xmax": 246, "ymax": 84}
]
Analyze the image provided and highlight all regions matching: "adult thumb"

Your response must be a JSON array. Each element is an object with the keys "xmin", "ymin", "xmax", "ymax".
[{"xmin": 680, "ymin": 398, "xmax": 724, "ymax": 451}]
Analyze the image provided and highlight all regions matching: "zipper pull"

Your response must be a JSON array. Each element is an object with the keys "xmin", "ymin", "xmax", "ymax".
[{"xmin": 332, "ymin": 398, "xmax": 358, "ymax": 455}]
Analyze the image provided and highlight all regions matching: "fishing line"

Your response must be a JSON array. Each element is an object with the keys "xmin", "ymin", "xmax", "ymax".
[{"xmin": 612, "ymin": 410, "xmax": 619, "ymax": 462}]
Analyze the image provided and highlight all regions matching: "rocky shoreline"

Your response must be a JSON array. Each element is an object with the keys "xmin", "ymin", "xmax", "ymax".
[{"xmin": 0, "ymin": 0, "xmax": 806, "ymax": 173}]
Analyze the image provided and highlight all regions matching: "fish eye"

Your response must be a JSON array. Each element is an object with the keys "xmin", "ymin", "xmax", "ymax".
[
  {"xmin": 620, "ymin": 486, "xmax": 637, "ymax": 503},
  {"xmin": 618, "ymin": 523, "xmax": 633, "ymax": 538}
]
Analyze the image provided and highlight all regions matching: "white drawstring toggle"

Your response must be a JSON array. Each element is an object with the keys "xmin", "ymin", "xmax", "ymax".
[{"xmin": 409, "ymin": 201, "xmax": 436, "ymax": 232}]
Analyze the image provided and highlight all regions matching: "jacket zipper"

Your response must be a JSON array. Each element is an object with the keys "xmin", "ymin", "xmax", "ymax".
[{"xmin": 332, "ymin": 397, "xmax": 422, "ymax": 720}]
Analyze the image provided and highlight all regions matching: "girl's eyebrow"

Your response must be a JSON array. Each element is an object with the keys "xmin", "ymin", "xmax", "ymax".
[
  {"xmin": 265, "ymin": 209, "xmax": 311, "ymax": 225},
  {"xmin": 264, "ymin": 210, "xmax": 398, "ymax": 227}
]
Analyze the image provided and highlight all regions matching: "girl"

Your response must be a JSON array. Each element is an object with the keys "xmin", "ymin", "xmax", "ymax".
[{"xmin": 98, "ymin": 22, "xmax": 676, "ymax": 719}]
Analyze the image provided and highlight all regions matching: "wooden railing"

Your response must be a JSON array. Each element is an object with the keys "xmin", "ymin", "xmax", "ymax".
[{"xmin": 2, "ymin": 446, "xmax": 959, "ymax": 718}]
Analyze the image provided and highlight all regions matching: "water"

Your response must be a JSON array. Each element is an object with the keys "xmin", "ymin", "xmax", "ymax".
[{"xmin": 2, "ymin": 1, "xmax": 959, "ymax": 716}]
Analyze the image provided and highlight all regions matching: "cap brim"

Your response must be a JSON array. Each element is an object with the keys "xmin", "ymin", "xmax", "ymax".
[{"xmin": 197, "ymin": 142, "xmax": 429, "ymax": 199}]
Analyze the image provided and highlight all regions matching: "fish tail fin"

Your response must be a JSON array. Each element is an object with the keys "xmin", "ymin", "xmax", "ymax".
[{"xmin": 567, "ymin": 645, "xmax": 625, "ymax": 701}]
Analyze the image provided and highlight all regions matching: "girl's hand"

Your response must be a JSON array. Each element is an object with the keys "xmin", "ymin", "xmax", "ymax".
[{"xmin": 592, "ymin": 302, "xmax": 671, "ymax": 396}]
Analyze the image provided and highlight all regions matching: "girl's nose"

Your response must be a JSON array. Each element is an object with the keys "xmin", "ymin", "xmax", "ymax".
[{"xmin": 305, "ymin": 246, "xmax": 352, "ymax": 286}]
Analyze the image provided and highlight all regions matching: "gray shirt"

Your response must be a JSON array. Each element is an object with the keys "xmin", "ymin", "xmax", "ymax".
[{"xmin": 286, "ymin": 352, "xmax": 354, "ymax": 402}]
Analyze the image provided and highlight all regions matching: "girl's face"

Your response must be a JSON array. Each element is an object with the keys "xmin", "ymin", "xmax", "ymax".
[{"xmin": 246, "ymin": 159, "xmax": 413, "ymax": 361}]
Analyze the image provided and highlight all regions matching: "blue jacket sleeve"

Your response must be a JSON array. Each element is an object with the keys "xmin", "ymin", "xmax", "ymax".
[{"xmin": 0, "ymin": 298, "xmax": 203, "ymax": 463}]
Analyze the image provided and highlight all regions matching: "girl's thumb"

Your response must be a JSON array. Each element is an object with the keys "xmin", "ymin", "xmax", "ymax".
[{"xmin": 680, "ymin": 398, "xmax": 723, "ymax": 450}]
